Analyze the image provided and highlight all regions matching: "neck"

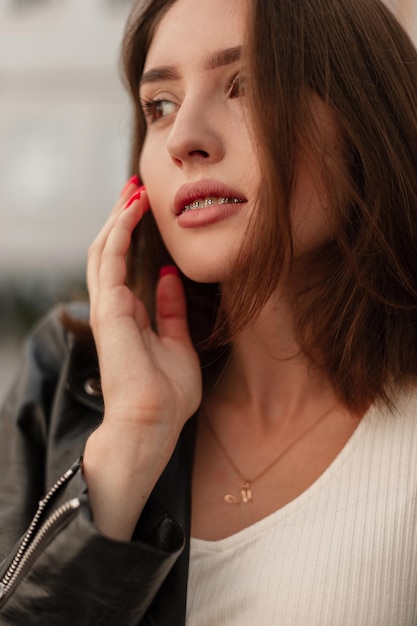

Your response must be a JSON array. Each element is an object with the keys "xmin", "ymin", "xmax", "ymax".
[{"xmin": 206, "ymin": 293, "xmax": 341, "ymax": 433}]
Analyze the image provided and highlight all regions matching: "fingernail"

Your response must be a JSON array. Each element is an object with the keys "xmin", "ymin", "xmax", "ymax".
[
  {"xmin": 159, "ymin": 265, "xmax": 179, "ymax": 278},
  {"xmin": 121, "ymin": 175, "xmax": 140, "ymax": 195},
  {"xmin": 124, "ymin": 185, "xmax": 147, "ymax": 209}
]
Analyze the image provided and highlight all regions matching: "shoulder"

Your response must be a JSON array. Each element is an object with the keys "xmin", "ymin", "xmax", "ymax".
[
  {"xmin": 370, "ymin": 389, "xmax": 417, "ymax": 438},
  {"xmin": 27, "ymin": 301, "xmax": 103, "ymax": 412},
  {"xmin": 23, "ymin": 301, "xmax": 90, "ymax": 372},
  {"xmin": 3, "ymin": 301, "xmax": 98, "ymax": 414},
  {"xmin": 361, "ymin": 389, "xmax": 417, "ymax": 482}
]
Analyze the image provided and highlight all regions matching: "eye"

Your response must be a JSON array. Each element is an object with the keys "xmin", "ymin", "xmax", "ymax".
[
  {"xmin": 141, "ymin": 98, "xmax": 178, "ymax": 123},
  {"xmin": 228, "ymin": 73, "xmax": 246, "ymax": 99}
]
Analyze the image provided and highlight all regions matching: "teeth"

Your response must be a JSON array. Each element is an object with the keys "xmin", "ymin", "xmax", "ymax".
[{"xmin": 182, "ymin": 197, "xmax": 243, "ymax": 212}]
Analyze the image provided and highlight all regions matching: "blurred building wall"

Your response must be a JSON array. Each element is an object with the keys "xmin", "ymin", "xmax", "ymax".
[
  {"xmin": 0, "ymin": 0, "xmax": 134, "ymax": 402},
  {"xmin": 0, "ymin": 0, "xmax": 133, "ymax": 279}
]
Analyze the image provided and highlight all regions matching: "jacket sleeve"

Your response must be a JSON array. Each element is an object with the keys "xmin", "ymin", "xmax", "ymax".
[{"xmin": 0, "ymin": 306, "xmax": 185, "ymax": 626}]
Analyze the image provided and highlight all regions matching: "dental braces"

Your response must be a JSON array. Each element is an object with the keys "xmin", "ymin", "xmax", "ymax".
[{"xmin": 183, "ymin": 197, "xmax": 243, "ymax": 212}]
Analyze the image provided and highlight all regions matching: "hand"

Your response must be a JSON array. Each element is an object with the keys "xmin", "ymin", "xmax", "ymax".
[{"xmin": 84, "ymin": 180, "xmax": 202, "ymax": 539}]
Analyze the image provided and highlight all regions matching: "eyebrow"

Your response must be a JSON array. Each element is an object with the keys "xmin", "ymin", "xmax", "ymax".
[
  {"xmin": 206, "ymin": 45, "xmax": 242, "ymax": 70},
  {"xmin": 140, "ymin": 45, "xmax": 242, "ymax": 86}
]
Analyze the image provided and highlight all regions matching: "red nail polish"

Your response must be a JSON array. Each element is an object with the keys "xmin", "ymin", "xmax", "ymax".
[
  {"xmin": 159, "ymin": 265, "xmax": 179, "ymax": 278},
  {"xmin": 125, "ymin": 185, "xmax": 149, "ymax": 213},
  {"xmin": 125, "ymin": 191, "xmax": 141, "ymax": 209},
  {"xmin": 121, "ymin": 175, "xmax": 140, "ymax": 195}
]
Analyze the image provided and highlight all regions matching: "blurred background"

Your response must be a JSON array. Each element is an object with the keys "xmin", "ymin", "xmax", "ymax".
[
  {"xmin": 0, "ymin": 0, "xmax": 416, "ymax": 404},
  {"xmin": 0, "ymin": 0, "xmax": 134, "ymax": 402}
]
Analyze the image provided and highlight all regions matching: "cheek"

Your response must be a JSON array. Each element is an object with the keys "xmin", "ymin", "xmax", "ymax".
[
  {"xmin": 290, "ymin": 98, "xmax": 341, "ymax": 253},
  {"xmin": 138, "ymin": 137, "xmax": 154, "ymax": 185},
  {"xmin": 139, "ymin": 129, "xmax": 170, "ymax": 179},
  {"xmin": 139, "ymin": 141, "xmax": 168, "ymax": 216},
  {"xmin": 291, "ymin": 160, "xmax": 333, "ymax": 254}
]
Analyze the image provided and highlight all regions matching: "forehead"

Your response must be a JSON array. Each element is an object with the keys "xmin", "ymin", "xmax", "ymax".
[{"xmin": 144, "ymin": 0, "xmax": 247, "ymax": 71}]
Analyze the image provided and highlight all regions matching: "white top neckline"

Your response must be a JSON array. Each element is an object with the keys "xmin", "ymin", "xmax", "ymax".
[
  {"xmin": 186, "ymin": 393, "xmax": 417, "ymax": 625},
  {"xmin": 191, "ymin": 402, "xmax": 375, "ymax": 551}
]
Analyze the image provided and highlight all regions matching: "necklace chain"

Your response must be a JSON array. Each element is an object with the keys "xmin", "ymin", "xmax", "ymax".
[{"xmin": 203, "ymin": 406, "xmax": 334, "ymax": 505}]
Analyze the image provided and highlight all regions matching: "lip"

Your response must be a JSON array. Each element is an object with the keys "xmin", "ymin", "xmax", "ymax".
[{"xmin": 174, "ymin": 179, "xmax": 247, "ymax": 217}]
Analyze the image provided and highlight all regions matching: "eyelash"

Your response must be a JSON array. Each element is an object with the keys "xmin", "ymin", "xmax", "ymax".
[
  {"xmin": 140, "ymin": 98, "xmax": 178, "ymax": 123},
  {"xmin": 140, "ymin": 72, "xmax": 246, "ymax": 123},
  {"xmin": 228, "ymin": 73, "xmax": 246, "ymax": 98}
]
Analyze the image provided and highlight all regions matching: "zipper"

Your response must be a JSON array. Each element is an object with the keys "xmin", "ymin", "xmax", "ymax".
[{"xmin": 0, "ymin": 464, "xmax": 81, "ymax": 602}]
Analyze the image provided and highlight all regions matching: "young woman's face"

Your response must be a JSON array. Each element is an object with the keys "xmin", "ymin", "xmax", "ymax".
[
  {"xmin": 139, "ymin": 0, "xmax": 334, "ymax": 283},
  {"xmin": 139, "ymin": 0, "xmax": 258, "ymax": 282}
]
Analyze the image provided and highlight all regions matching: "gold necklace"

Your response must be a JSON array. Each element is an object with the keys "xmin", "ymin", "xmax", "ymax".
[{"xmin": 203, "ymin": 406, "xmax": 334, "ymax": 505}]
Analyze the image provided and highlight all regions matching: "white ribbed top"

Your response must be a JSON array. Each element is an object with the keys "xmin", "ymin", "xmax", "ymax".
[{"xmin": 186, "ymin": 393, "xmax": 417, "ymax": 625}]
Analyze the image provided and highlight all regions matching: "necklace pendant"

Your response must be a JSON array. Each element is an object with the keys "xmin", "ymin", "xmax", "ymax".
[
  {"xmin": 240, "ymin": 482, "xmax": 253, "ymax": 504},
  {"xmin": 224, "ymin": 482, "xmax": 253, "ymax": 505},
  {"xmin": 224, "ymin": 494, "xmax": 240, "ymax": 504}
]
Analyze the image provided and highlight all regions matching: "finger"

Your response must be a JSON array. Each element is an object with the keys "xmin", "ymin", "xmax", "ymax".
[
  {"xmin": 98, "ymin": 190, "xmax": 150, "ymax": 292},
  {"xmin": 89, "ymin": 191, "xmax": 150, "ymax": 349},
  {"xmin": 87, "ymin": 185, "xmax": 147, "ymax": 301},
  {"xmin": 99, "ymin": 178, "xmax": 143, "ymax": 244},
  {"xmin": 120, "ymin": 175, "xmax": 140, "ymax": 197},
  {"xmin": 87, "ymin": 182, "xmax": 138, "ymax": 300},
  {"xmin": 156, "ymin": 267, "xmax": 192, "ymax": 344},
  {"xmin": 89, "ymin": 180, "xmax": 143, "ymax": 268}
]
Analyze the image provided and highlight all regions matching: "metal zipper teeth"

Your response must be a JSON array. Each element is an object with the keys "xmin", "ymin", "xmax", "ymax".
[
  {"xmin": 0, "ymin": 497, "xmax": 80, "ymax": 600},
  {"xmin": 0, "ymin": 465, "xmax": 78, "ymax": 595}
]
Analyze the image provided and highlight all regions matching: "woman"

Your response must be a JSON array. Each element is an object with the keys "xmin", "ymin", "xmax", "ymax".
[{"xmin": 1, "ymin": 0, "xmax": 417, "ymax": 623}]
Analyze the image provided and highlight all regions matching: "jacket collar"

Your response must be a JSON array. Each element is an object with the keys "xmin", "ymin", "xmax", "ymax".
[{"xmin": 65, "ymin": 338, "xmax": 103, "ymax": 412}]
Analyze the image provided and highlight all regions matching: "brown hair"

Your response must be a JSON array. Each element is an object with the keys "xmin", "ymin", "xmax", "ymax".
[
  {"xmin": 73, "ymin": 0, "xmax": 417, "ymax": 412},
  {"xmin": 239, "ymin": 0, "xmax": 417, "ymax": 411}
]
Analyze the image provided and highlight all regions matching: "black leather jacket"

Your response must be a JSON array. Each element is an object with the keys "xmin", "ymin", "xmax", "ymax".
[{"xmin": 0, "ymin": 303, "xmax": 195, "ymax": 625}]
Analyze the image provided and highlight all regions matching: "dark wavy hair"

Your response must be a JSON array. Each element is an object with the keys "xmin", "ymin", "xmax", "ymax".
[{"xmin": 69, "ymin": 0, "xmax": 417, "ymax": 413}]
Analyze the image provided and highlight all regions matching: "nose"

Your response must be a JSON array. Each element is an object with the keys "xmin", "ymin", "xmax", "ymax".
[{"xmin": 166, "ymin": 98, "xmax": 225, "ymax": 169}]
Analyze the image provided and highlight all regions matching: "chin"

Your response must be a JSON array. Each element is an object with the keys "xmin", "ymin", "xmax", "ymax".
[
  {"xmin": 179, "ymin": 267, "xmax": 221, "ymax": 284},
  {"xmin": 164, "ymin": 243, "xmax": 235, "ymax": 284},
  {"xmin": 175, "ymin": 259, "xmax": 230, "ymax": 284}
]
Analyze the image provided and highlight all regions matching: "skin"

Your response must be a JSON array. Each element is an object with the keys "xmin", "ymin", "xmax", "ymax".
[
  {"xmin": 139, "ymin": 0, "xmax": 335, "ymax": 282},
  {"xmin": 139, "ymin": 0, "xmax": 257, "ymax": 283},
  {"xmin": 84, "ymin": 0, "xmax": 360, "ymax": 542}
]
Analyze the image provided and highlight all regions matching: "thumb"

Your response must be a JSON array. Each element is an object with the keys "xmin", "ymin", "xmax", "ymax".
[{"xmin": 156, "ymin": 266, "xmax": 191, "ymax": 343}]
